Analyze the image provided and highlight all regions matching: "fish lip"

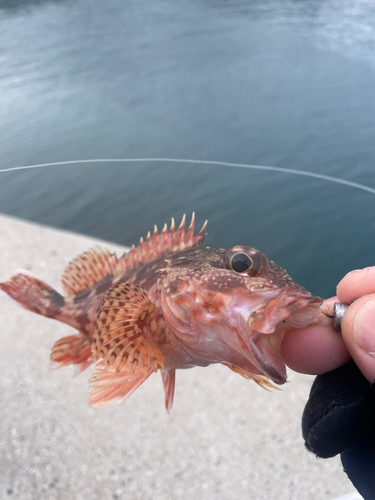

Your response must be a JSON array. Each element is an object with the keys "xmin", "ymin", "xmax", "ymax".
[
  {"xmin": 244, "ymin": 292, "xmax": 323, "ymax": 383},
  {"xmin": 248, "ymin": 290, "xmax": 322, "ymax": 335}
]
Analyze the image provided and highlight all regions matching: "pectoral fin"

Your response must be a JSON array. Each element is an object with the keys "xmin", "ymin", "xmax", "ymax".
[
  {"xmin": 88, "ymin": 360, "xmax": 153, "ymax": 409},
  {"xmin": 92, "ymin": 282, "xmax": 165, "ymax": 374}
]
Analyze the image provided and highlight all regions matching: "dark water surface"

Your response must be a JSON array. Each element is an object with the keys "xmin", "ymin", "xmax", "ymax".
[{"xmin": 1, "ymin": 0, "xmax": 375, "ymax": 298}]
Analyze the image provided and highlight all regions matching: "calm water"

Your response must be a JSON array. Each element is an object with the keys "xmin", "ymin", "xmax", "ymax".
[{"xmin": 1, "ymin": 0, "xmax": 375, "ymax": 298}]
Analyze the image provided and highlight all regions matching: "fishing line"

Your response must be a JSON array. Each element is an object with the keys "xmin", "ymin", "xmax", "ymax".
[{"xmin": 1, "ymin": 158, "xmax": 374, "ymax": 195}]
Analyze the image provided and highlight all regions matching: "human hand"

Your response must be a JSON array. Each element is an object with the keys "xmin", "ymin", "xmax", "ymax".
[
  {"xmin": 282, "ymin": 267, "xmax": 375, "ymax": 381},
  {"xmin": 281, "ymin": 267, "xmax": 375, "ymax": 499}
]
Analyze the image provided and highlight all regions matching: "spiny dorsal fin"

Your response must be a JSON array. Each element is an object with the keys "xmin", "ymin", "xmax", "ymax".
[
  {"xmin": 61, "ymin": 214, "xmax": 207, "ymax": 297},
  {"xmin": 116, "ymin": 213, "xmax": 207, "ymax": 273},
  {"xmin": 61, "ymin": 246, "xmax": 119, "ymax": 296},
  {"xmin": 88, "ymin": 360, "xmax": 154, "ymax": 409},
  {"xmin": 92, "ymin": 283, "xmax": 164, "ymax": 375},
  {"xmin": 222, "ymin": 363, "xmax": 278, "ymax": 391}
]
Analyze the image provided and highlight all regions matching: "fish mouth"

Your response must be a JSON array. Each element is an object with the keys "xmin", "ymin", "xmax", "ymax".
[
  {"xmin": 247, "ymin": 331, "xmax": 287, "ymax": 384},
  {"xmin": 245, "ymin": 292, "xmax": 325, "ymax": 384},
  {"xmin": 249, "ymin": 290, "xmax": 323, "ymax": 335}
]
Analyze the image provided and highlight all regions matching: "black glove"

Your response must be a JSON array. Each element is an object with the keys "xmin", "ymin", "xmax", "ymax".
[{"xmin": 302, "ymin": 361, "xmax": 375, "ymax": 499}]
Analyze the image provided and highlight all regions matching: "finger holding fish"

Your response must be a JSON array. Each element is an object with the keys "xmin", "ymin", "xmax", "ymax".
[
  {"xmin": 336, "ymin": 267, "xmax": 375, "ymax": 382},
  {"xmin": 283, "ymin": 266, "xmax": 375, "ymax": 382},
  {"xmin": 281, "ymin": 296, "xmax": 351, "ymax": 375}
]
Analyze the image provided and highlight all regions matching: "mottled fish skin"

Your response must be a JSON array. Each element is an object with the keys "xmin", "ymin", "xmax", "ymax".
[
  {"xmin": 153, "ymin": 246, "xmax": 323, "ymax": 380},
  {"xmin": 0, "ymin": 214, "xmax": 207, "ymax": 377},
  {"xmin": 0, "ymin": 214, "xmax": 325, "ymax": 411}
]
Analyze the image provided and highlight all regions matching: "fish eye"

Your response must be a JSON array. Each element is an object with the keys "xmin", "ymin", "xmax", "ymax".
[
  {"xmin": 223, "ymin": 246, "xmax": 265, "ymax": 277},
  {"xmin": 230, "ymin": 253, "xmax": 253, "ymax": 273}
]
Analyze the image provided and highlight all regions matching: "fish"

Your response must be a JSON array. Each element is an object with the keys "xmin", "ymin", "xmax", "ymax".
[{"xmin": 0, "ymin": 214, "xmax": 328, "ymax": 412}]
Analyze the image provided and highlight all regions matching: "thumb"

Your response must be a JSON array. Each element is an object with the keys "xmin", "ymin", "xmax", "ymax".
[{"xmin": 341, "ymin": 294, "xmax": 375, "ymax": 383}]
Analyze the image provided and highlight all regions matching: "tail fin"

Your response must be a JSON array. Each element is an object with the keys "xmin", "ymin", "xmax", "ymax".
[
  {"xmin": 0, "ymin": 272, "xmax": 93, "ymax": 374},
  {"xmin": 0, "ymin": 271, "xmax": 65, "ymax": 318}
]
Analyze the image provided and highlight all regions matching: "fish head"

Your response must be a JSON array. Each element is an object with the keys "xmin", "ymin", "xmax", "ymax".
[{"xmin": 160, "ymin": 245, "xmax": 326, "ymax": 383}]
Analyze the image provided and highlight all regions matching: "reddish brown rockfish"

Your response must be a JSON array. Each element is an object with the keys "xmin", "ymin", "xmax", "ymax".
[{"xmin": 0, "ymin": 214, "xmax": 327, "ymax": 412}]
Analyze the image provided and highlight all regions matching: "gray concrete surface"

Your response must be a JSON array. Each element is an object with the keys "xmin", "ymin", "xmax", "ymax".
[{"xmin": 0, "ymin": 214, "xmax": 357, "ymax": 500}]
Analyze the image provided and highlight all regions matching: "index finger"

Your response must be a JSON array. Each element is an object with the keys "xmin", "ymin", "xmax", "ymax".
[{"xmin": 337, "ymin": 267, "xmax": 375, "ymax": 304}]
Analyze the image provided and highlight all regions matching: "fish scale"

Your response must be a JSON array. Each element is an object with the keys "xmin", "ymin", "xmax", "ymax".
[{"xmin": 0, "ymin": 213, "xmax": 327, "ymax": 412}]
